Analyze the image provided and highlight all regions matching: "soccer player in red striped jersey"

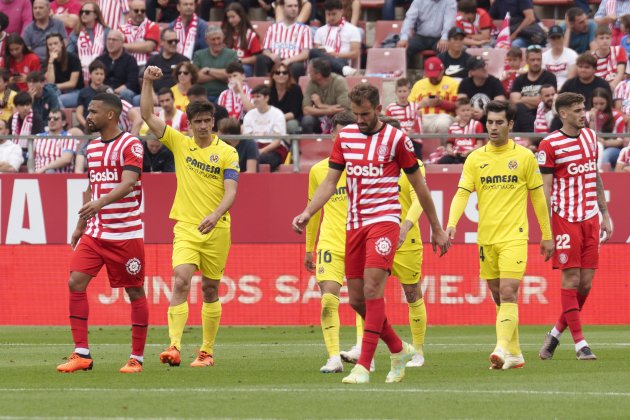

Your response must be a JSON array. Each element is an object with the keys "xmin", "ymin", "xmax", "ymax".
[
  {"xmin": 538, "ymin": 92, "xmax": 613, "ymax": 361},
  {"xmin": 292, "ymin": 84, "xmax": 450, "ymax": 384},
  {"xmin": 57, "ymin": 93, "xmax": 148, "ymax": 374}
]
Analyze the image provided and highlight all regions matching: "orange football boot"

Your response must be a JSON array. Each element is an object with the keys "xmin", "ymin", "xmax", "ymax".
[
  {"xmin": 190, "ymin": 351, "xmax": 214, "ymax": 367},
  {"xmin": 57, "ymin": 352, "xmax": 93, "ymax": 373},
  {"xmin": 159, "ymin": 346, "xmax": 181, "ymax": 366},
  {"xmin": 120, "ymin": 358, "xmax": 143, "ymax": 373}
]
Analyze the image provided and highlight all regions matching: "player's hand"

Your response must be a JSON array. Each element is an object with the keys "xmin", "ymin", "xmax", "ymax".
[
  {"xmin": 601, "ymin": 212, "xmax": 613, "ymax": 243},
  {"xmin": 445, "ymin": 226, "xmax": 456, "ymax": 240},
  {"xmin": 70, "ymin": 227, "xmax": 84, "ymax": 249},
  {"xmin": 292, "ymin": 211, "xmax": 311, "ymax": 234},
  {"xmin": 79, "ymin": 199, "xmax": 104, "ymax": 221},
  {"xmin": 304, "ymin": 252, "xmax": 316, "ymax": 272},
  {"xmin": 540, "ymin": 239, "xmax": 554, "ymax": 261},
  {"xmin": 397, "ymin": 221, "xmax": 412, "ymax": 249},
  {"xmin": 144, "ymin": 66, "xmax": 163, "ymax": 81},
  {"xmin": 431, "ymin": 228, "xmax": 450, "ymax": 257},
  {"xmin": 198, "ymin": 213, "xmax": 220, "ymax": 234}
]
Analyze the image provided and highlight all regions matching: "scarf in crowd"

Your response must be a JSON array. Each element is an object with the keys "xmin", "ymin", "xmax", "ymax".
[
  {"xmin": 323, "ymin": 18, "xmax": 346, "ymax": 53},
  {"xmin": 121, "ymin": 18, "xmax": 149, "ymax": 66},
  {"xmin": 11, "ymin": 110, "xmax": 33, "ymax": 149},
  {"xmin": 174, "ymin": 14, "xmax": 198, "ymax": 59},
  {"xmin": 77, "ymin": 23, "xmax": 105, "ymax": 82}
]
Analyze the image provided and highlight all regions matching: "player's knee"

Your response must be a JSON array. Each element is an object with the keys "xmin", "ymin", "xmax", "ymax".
[
  {"xmin": 173, "ymin": 275, "xmax": 192, "ymax": 294},
  {"xmin": 68, "ymin": 272, "xmax": 89, "ymax": 291},
  {"xmin": 201, "ymin": 282, "xmax": 219, "ymax": 301},
  {"xmin": 125, "ymin": 287, "xmax": 145, "ymax": 301},
  {"xmin": 349, "ymin": 297, "xmax": 365, "ymax": 315}
]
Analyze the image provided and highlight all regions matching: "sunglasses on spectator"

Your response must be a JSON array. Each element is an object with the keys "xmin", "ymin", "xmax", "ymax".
[
  {"xmin": 165, "ymin": 39, "xmax": 178, "ymax": 45},
  {"xmin": 48, "ymin": 116, "xmax": 61, "ymax": 121},
  {"xmin": 178, "ymin": 71, "xmax": 190, "ymax": 75},
  {"xmin": 133, "ymin": 9, "xmax": 145, "ymax": 13},
  {"xmin": 274, "ymin": 71, "xmax": 288, "ymax": 75},
  {"xmin": 527, "ymin": 44, "xmax": 542, "ymax": 51},
  {"xmin": 80, "ymin": 10, "xmax": 95, "ymax": 15}
]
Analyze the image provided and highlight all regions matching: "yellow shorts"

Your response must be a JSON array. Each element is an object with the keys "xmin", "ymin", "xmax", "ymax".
[
  {"xmin": 315, "ymin": 249, "xmax": 345, "ymax": 285},
  {"xmin": 172, "ymin": 221, "xmax": 231, "ymax": 279},
  {"xmin": 478, "ymin": 240, "xmax": 527, "ymax": 280},
  {"xmin": 392, "ymin": 248, "xmax": 423, "ymax": 285}
]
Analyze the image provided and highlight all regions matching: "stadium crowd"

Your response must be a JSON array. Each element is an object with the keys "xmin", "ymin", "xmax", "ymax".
[{"xmin": 1, "ymin": 0, "xmax": 630, "ymax": 174}]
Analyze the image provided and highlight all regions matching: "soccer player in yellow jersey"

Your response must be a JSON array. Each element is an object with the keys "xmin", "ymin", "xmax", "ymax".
[
  {"xmin": 446, "ymin": 101, "xmax": 554, "ymax": 370},
  {"xmin": 140, "ymin": 66, "xmax": 240, "ymax": 368}
]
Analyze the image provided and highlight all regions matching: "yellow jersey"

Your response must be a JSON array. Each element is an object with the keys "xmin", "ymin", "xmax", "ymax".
[
  {"xmin": 160, "ymin": 125, "xmax": 239, "ymax": 228},
  {"xmin": 171, "ymin": 85, "xmax": 190, "ymax": 113},
  {"xmin": 305, "ymin": 159, "xmax": 425, "ymax": 253},
  {"xmin": 454, "ymin": 139, "xmax": 543, "ymax": 245},
  {"xmin": 408, "ymin": 75, "xmax": 459, "ymax": 115}
]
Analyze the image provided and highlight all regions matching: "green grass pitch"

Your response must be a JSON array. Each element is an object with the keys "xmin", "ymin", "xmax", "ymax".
[{"xmin": 1, "ymin": 326, "xmax": 629, "ymax": 419}]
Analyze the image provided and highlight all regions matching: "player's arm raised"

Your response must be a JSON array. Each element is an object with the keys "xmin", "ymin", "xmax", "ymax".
[
  {"xmin": 596, "ymin": 173, "xmax": 613, "ymax": 242},
  {"xmin": 292, "ymin": 168, "xmax": 342, "ymax": 234},
  {"xmin": 140, "ymin": 66, "xmax": 167, "ymax": 138}
]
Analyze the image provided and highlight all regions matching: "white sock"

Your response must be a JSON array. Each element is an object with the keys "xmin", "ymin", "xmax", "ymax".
[
  {"xmin": 575, "ymin": 340, "xmax": 588, "ymax": 352},
  {"xmin": 74, "ymin": 347, "xmax": 90, "ymax": 356},
  {"xmin": 131, "ymin": 354, "xmax": 144, "ymax": 363},
  {"xmin": 550, "ymin": 327, "xmax": 563, "ymax": 339}
]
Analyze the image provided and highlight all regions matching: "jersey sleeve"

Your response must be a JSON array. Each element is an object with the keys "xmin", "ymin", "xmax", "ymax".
[
  {"xmin": 537, "ymin": 138, "xmax": 555, "ymax": 173},
  {"xmin": 525, "ymin": 150, "xmax": 544, "ymax": 190},
  {"xmin": 328, "ymin": 135, "xmax": 346, "ymax": 169},
  {"xmin": 159, "ymin": 124, "xmax": 186, "ymax": 151},
  {"xmin": 222, "ymin": 145, "xmax": 241, "ymax": 180},
  {"xmin": 395, "ymin": 133, "xmax": 420, "ymax": 173},
  {"xmin": 478, "ymin": 9, "xmax": 493, "ymax": 29},
  {"xmin": 145, "ymin": 22, "xmax": 160, "ymax": 44},
  {"xmin": 122, "ymin": 137, "xmax": 144, "ymax": 172},
  {"xmin": 457, "ymin": 155, "xmax": 475, "ymax": 192}
]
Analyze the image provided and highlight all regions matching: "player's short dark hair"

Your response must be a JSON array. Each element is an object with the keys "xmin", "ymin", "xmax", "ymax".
[
  {"xmin": 157, "ymin": 87, "xmax": 174, "ymax": 98},
  {"xmin": 92, "ymin": 92, "xmax": 123, "ymax": 117},
  {"xmin": 14, "ymin": 91, "xmax": 33, "ymax": 106},
  {"xmin": 226, "ymin": 61, "xmax": 245, "ymax": 75},
  {"xmin": 576, "ymin": 52, "xmax": 597, "ymax": 68},
  {"xmin": 457, "ymin": 0, "xmax": 477, "ymax": 14},
  {"xmin": 310, "ymin": 57, "xmax": 332, "ymax": 78},
  {"xmin": 485, "ymin": 100, "xmax": 515, "ymax": 122},
  {"xmin": 251, "ymin": 84, "xmax": 271, "ymax": 97},
  {"xmin": 554, "ymin": 92, "xmax": 585, "ymax": 113},
  {"xmin": 187, "ymin": 84, "xmax": 208, "ymax": 99},
  {"xmin": 324, "ymin": 0, "xmax": 343, "ymax": 11},
  {"xmin": 332, "ymin": 111, "xmax": 355, "ymax": 127},
  {"xmin": 89, "ymin": 59, "xmax": 106, "ymax": 73},
  {"xmin": 456, "ymin": 97, "xmax": 471, "ymax": 108},
  {"xmin": 566, "ymin": 7, "xmax": 585, "ymax": 23},
  {"xmin": 379, "ymin": 115, "xmax": 401, "ymax": 129},
  {"xmin": 507, "ymin": 47, "xmax": 523, "ymax": 59},
  {"xmin": 395, "ymin": 77, "xmax": 411, "ymax": 89},
  {"xmin": 186, "ymin": 100, "xmax": 215, "ymax": 121},
  {"xmin": 26, "ymin": 71, "xmax": 45, "ymax": 83},
  {"xmin": 596, "ymin": 24, "xmax": 612, "ymax": 36},
  {"xmin": 349, "ymin": 83, "xmax": 380, "ymax": 108},
  {"xmin": 218, "ymin": 117, "xmax": 241, "ymax": 135}
]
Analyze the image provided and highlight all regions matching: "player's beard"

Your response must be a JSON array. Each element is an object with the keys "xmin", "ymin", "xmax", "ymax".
[{"xmin": 358, "ymin": 116, "xmax": 378, "ymax": 134}]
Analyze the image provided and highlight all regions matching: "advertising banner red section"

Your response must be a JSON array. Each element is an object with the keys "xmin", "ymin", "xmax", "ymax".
[
  {"xmin": 1, "ymin": 173, "xmax": 629, "ymax": 244},
  {"xmin": 1, "ymin": 244, "xmax": 627, "ymax": 326}
]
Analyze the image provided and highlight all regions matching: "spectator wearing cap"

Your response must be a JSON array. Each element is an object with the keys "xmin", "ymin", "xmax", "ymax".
[
  {"xmin": 542, "ymin": 25, "xmax": 577, "ymax": 91},
  {"xmin": 408, "ymin": 56, "xmax": 459, "ymax": 133},
  {"xmin": 396, "ymin": 0, "xmax": 457, "ymax": 68},
  {"xmin": 455, "ymin": 0, "xmax": 492, "ymax": 47},
  {"xmin": 437, "ymin": 27, "xmax": 472, "ymax": 81},
  {"xmin": 457, "ymin": 55, "xmax": 506, "ymax": 125},
  {"xmin": 510, "ymin": 45, "xmax": 557, "ymax": 133},
  {"xmin": 561, "ymin": 7, "xmax": 597, "ymax": 54}
]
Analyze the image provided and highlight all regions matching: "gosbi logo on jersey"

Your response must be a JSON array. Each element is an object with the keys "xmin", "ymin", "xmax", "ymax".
[
  {"xmin": 567, "ymin": 161, "xmax": 597, "ymax": 175},
  {"xmin": 375, "ymin": 237, "xmax": 393, "ymax": 256},
  {"xmin": 125, "ymin": 258, "xmax": 142, "ymax": 275},
  {"xmin": 90, "ymin": 169, "xmax": 119, "ymax": 182},
  {"xmin": 346, "ymin": 163, "xmax": 384, "ymax": 177}
]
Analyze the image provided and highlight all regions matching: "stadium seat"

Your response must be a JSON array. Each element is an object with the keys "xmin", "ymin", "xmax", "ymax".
[
  {"xmin": 373, "ymin": 21, "xmax": 403, "ymax": 48},
  {"xmin": 276, "ymin": 164, "xmax": 295, "ymax": 173},
  {"xmin": 532, "ymin": 0, "xmax": 573, "ymax": 19},
  {"xmin": 299, "ymin": 138, "xmax": 333, "ymax": 171},
  {"xmin": 365, "ymin": 48, "xmax": 406, "ymax": 77},
  {"xmin": 245, "ymin": 77, "xmax": 271, "ymax": 88},
  {"xmin": 466, "ymin": 48, "xmax": 507, "ymax": 80},
  {"xmin": 424, "ymin": 163, "xmax": 464, "ymax": 173},
  {"xmin": 252, "ymin": 21, "xmax": 273, "ymax": 41},
  {"xmin": 259, "ymin": 163, "xmax": 272, "ymax": 173},
  {"xmin": 344, "ymin": 76, "xmax": 384, "ymax": 100},
  {"xmin": 360, "ymin": 0, "xmax": 385, "ymax": 20}
]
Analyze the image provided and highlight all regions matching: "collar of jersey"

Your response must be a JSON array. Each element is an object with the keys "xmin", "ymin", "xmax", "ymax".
[{"xmin": 486, "ymin": 138, "xmax": 514, "ymax": 153}]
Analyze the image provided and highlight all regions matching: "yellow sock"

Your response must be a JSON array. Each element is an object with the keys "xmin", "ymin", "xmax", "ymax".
[
  {"xmin": 408, "ymin": 298, "xmax": 427, "ymax": 355},
  {"xmin": 496, "ymin": 303, "xmax": 518, "ymax": 352},
  {"xmin": 320, "ymin": 293, "xmax": 340, "ymax": 357},
  {"xmin": 167, "ymin": 302, "xmax": 189, "ymax": 350},
  {"xmin": 355, "ymin": 313, "xmax": 364, "ymax": 347},
  {"xmin": 508, "ymin": 325, "xmax": 521, "ymax": 355},
  {"xmin": 200, "ymin": 300, "xmax": 222, "ymax": 355}
]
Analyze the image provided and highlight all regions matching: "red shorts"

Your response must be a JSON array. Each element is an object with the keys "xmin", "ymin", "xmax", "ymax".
[
  {"xmin": 552, "ymin": 214, "xmax": 600, "ymax": 270},
  {"xmin": 345, "ymin": 222, "xmax": 400, "ymax": 279},
  {"xmin": 69, "ymin": 235, "xmax": 145, "ymax": 288}
]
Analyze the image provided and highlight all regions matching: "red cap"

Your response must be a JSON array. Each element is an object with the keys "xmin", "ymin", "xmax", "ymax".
[{"xmin": 424, "ymin": 57, "xmax": 444, "ymax": 78}]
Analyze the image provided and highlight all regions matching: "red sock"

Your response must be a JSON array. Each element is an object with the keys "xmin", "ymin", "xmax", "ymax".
[
  {"xmin": 131, "ymin": 296, "xmax": 149, "ymax": 357},
  {"xmin": 555, "ymin": 292, "xmax": 589, "ymax": 333},
  {"xmin": 380, "ymin": 318, "xmax": 402, "ymax": 354},
  {"xmin": 561, "ymin": 288, "xmax": 584, "ymax": 343},
  {"xmin": 69, "ymin": 291, "xmax": 89, "ymax": 349},
  {"xmin": 357, "ymin": 298, "xmax": 386, "ymax": 370}
]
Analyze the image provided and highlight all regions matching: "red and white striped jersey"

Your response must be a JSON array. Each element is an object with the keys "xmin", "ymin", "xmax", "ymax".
[
  {"xmin": 590, "ymin": 109, "xmax": 625, "ymax": 134},
  {"xmin": 534, "ymin": 102, "xmax": 552, "ymax": 134},
  {"xmin": 384, "ymin": 101, "xmax": 421, "ymax": 133},
  {"xmin": 119, "ymin": 100, "xmax": 134, "ymax": 132},
  {"xmin": 233, "ymin": 29, "xmax": 262, "ymax": 60},
  {"xmin": 593, "ymin": 46, "xmax": 626, "ymax": 82},
  {"xmin": 120, "ymin": 19, "xmax": 160, "ymax": 66},
  {"xmin": 263, "ymin": 22, "xmax": 312, "ymax": 60},
  {"xmin": 99, "ymin": 0, "xmax": 129, "ymax": 30},
  {"xmin": 613, "ymin": 79, "xmax": 630, "ymax": 114},
  {"xmin": 329, "ymin": 123, "xmax": 419, "ymax": 230},
  {"xmin": 85, "ymin": 132, "xmax": 144, "ymax": 240},
  {"xmin": 617, "ymin": 145, "xmax": 630, "ymax": 167},
  {"xmin": 455, "ymin": 9, "xmax": 493, "ymax": 35},
  {"xmin": 538, "ymin": 128, "xmax": 599, "ymax": 222},
  {"xmin": 218, "ymin": 84, "xmax": 252, "ymax": 120},
  {"xmin": 33, "ymin": 132, "xmax": 78, "ymax": 173},
  {"xmin": 447, "ymin": 119, "xmax": 483, "ymax": 153},
  {"xmin": 162, "ymin": 109, "xmax": 188, "ymax": 133}
]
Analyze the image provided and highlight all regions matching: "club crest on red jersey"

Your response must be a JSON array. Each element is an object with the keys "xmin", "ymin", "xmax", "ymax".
[
  {"xmin": 375, "ymin": 237, "xmax": 393, "ymax": 256},
  {"xmin": 377, "ymin": 145, "xmax": 389, "ymax": 157}
]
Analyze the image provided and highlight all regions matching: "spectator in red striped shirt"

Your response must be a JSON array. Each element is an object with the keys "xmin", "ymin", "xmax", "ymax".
[
  {"xmin": 438, "ymin": 97, "xmax": 483, "ymax": 164},
  {"xmin": 222, "ymin": 3, "xmax": 262, "ymax": 77},
  {"xmin": 217, "ymin": 61, "xmax": 254, "ymax": 121},
  {"xmin": 384, "ymin": 77, "xmax": 422, "ymax": 135},
  {"xmin": 34, "ymin": 109, "xmax": 78, "ymax": 174},
  {"xmin": 590, "ymin": 87, "xmax": 626, "ymax": 170},
  {"xmin": 120, "ymin": 0, "xmax": 160, "ymax": 73},
  {"xmin": 592, "ymin": 24, "xmax": 626, "ymax": 91},
  {"xmin": 455, "ymin": 0, "xmax": 492, "ymax": 47}
]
